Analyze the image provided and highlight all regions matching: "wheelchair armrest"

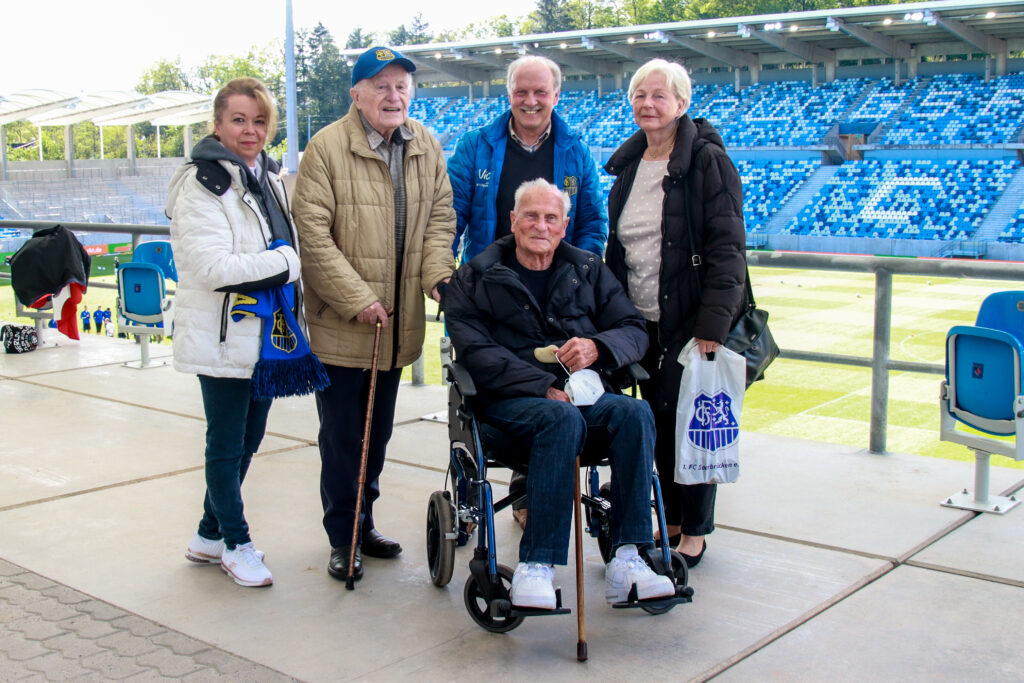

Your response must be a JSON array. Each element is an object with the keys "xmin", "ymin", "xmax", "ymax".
[
  {"xmin": 446, "ymin": 361, "xmax": 477, "ymax": 398},
  {"xmin": 626, "ymin": 362, "xmax": 649, "ymax": 382}
]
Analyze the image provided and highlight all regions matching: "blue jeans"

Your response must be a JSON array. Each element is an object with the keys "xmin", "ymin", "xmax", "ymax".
[
  {"xmin": 482, "ymin": 392, "xmax": 657, "ymax": 566},
  {"xmin": 196, "ymin": 375, "xmax": 272, "ymax": 550}
]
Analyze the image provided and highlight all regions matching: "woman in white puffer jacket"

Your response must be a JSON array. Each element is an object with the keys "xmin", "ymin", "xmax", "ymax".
[{"xmin": 166, "ymin": 77, "xmax": 299, "ymax": 589}]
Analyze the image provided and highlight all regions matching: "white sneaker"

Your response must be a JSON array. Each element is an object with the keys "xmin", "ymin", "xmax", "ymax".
[
  {"xmin": 220, "ymin": 542, "xmax": 273, "ymax": 587},
  {"xmin": 186, "ymin": 533, "xmax": 264, "ymax": 564},
  {"xmin": 510, "ymin": 562, "xmax": 556, "ymax": 610},
  {"xmin": 605, "ymin": 544, "xmax": 674, "ymax": 604}
]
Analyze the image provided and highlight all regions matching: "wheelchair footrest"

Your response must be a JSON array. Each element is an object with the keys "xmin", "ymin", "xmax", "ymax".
[
  {"xmin": 491, "ymin": 588, "xmax": 572, "ymax": 619},
  {"xmin": 506, "ymin": 605, "xmax": 572, "ymax": 618},
  {"xmin": 610, "ymin": 584, "xmax": 694, "ymax": 610}
]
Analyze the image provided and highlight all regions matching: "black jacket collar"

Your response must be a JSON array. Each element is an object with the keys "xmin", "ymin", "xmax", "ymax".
[
  {"xmin": 605, "ymin": 115, "xmax": 727, "ymax": 179},
  {"xmin": 470, "ymin": 235, "xmax": 597, "ymax": 276}
]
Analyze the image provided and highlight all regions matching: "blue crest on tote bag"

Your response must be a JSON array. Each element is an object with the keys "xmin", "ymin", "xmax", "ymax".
[{"xmin": 686, "ymin": 391, "xmax": 740, "ymax": 453}]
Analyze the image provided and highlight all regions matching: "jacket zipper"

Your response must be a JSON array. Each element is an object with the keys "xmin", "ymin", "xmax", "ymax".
[
  {"xmin": 656, "ymin": 177, "xmax": 677, "ymax": 370},
  {"xmin": 219, "ymin": 293, "xmax": 230, "ymax": 343}
]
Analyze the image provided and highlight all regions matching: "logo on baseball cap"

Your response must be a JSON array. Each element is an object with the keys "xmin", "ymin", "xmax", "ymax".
[{"xmin": 352, "ymin": 46, "xmax": 416, "ymax": 86}]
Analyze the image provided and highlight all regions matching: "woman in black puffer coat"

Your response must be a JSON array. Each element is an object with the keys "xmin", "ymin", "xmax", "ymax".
[{"xmin": 605, "ymin": 58, "xmax": 747, "ymax": 568}]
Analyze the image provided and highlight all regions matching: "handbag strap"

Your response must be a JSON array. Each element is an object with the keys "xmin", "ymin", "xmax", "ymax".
[{"xmin": 679, "ymin": 167, "xmax": 756, "ymax": 314}]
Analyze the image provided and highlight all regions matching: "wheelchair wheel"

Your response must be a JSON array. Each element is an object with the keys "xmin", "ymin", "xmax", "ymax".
[
  {"xmin": 641, "ymin": 550, "xmax": 689, "ymax": 615},
  {"xmin": 426, "ymin": 491, "xmax": 456, "ymax": 587},
  {"xmin": 463, "ymin": 564, "xmax": 523, "ymax": 633}
]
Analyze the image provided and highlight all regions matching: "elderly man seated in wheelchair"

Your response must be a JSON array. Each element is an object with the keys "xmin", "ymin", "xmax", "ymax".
[{"xmin": 444, "ymin": 178, "xmax": 675, "ymax": 610}]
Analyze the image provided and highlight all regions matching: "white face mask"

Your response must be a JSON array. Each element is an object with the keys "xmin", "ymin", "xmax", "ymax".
[{"xmin": 564, "ymin": 369, "xmax": 605, "ymax": 406}]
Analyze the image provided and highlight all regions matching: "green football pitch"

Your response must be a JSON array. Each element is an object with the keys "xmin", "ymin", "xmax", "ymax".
[
  {"xmin": 417, "ymin": 266, "xmax": 1022, "ymax": 469},
  {"xmin": 3, "ymin": 260, "xmax": 1020, "ymax": 469}
]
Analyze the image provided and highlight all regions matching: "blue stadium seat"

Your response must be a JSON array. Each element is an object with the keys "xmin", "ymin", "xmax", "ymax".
[
  {"xmin": 736, "ymin": 159, "xmax": 819, "ymax": 231},
  {"xmin": 939, "ymin": 291, "xmax": 1024, "ymax": 513},
  {"xmin": 132, "ymin": 240, "xmax": 177, "ymax": 283},
  {"xmin": 785, "ymin": 159, "xmax": 1018, "ymax": 241},
  {"xmin": 883, "ymin": 73, "xmax": 1024, "ymax": 145},
  {"xmin": 116, "ymin": 262, "xmax": 174, "ymax": 369}
]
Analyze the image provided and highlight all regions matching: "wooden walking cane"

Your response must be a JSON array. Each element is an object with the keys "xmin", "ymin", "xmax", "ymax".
[
  {"xmin": 573, "ymin": 454, "xmax": 588, "ymax": 661},
  {"xmin": 346, "ymin": 320, "xmax": 384, "ymax": 590}
]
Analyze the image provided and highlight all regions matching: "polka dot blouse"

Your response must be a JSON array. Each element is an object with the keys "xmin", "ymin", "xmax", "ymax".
[{"xmin": 617, "ymin": 159, "xmax": 668, "ymax": 321}]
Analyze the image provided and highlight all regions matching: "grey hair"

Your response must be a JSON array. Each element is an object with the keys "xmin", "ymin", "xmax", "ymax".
[
  {"xmin": 628, "ymin": 58, "xmax": 692, "ymax": 107},
  {"xmin": 513, "ymin": 178, "xmax": 571, "ymax": 216},
  {"xmin": 506, "ymin": 55, "xmax": 562, "ymax": 94}
]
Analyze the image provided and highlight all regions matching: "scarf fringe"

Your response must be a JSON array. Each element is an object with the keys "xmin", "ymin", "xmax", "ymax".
[{"xmin": 252, "ymin": 353, "xmax": 330, "ymax": 399}]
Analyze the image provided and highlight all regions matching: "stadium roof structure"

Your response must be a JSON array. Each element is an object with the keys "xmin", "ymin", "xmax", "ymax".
[
  {"xmin": 0, "ymin": 90, "xmax": 211, "ymax": 128},
  {"xmin": 341, "ymin": 0, "xmax": 1024, "ymax": 88},
  {"xmin": 0, "ymin": 89, "xmax": 212, "ymax": 179},
  {"xmin": 0, "ymin": 90, "xmax": 80, "ymax": 126}
]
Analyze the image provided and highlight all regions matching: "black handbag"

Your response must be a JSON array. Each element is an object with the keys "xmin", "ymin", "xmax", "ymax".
[
  {"xmin": 681, "ymin": 173, "xmax": 778, "ymax": 388},
  {"xmin": 724, "ymin": 271, "xmax": 779, "ymax": 387},
  {"xmin": 679, "ymin": 141, "xmax": 774, "ymax": 387}
]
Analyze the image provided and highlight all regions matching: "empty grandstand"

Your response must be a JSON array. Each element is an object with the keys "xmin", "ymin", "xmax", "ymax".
[{"xmin": 2, "ymin": 0, "xmax": 1023, "ymax": 260}]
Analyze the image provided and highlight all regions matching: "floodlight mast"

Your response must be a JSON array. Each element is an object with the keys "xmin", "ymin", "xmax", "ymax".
[{"xmin": 285, "ymin": 0, "xmax": 299, "ymax": 173}]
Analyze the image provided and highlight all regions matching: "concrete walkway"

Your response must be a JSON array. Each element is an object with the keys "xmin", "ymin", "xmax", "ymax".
[{"xmin": 1, "ymin": 330, "xmax": 1023, "ymax": 681}]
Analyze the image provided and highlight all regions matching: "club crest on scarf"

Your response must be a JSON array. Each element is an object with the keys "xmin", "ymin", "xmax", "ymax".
[
  {"xmin": 271, "ymin": 309, "xmax": 298, "ymax": 354},
  {"xmin": 228, "ymin": 242, "xmax": 329, "ymax": 399},
  {"xmin": 686, "ymin": 391, "xmax": 739, "ymax": 453}
]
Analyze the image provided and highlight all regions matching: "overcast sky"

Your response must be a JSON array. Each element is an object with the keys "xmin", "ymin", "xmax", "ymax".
[{"xmin": 2, "ymin": 0, "xmax": 539, "ymax": 93}]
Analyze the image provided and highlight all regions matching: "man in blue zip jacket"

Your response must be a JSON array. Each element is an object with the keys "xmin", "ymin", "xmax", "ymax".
[
  {"xmin": 448, "ymin": 55, "xmax": 609, "ymax": 527},
  {"xmin": 447, "ymin": 55, "xmax": 607, "ymax": 264}
]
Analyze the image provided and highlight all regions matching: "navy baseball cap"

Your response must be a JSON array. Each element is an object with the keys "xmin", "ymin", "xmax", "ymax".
[{"xmin": 352, "ymin": 46, "xmax": 416, "ymax": 86}]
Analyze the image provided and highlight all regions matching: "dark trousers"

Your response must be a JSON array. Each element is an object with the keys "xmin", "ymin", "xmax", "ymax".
[
  {"xmin": 641, "ymin": 320, "xmax": 717, "ymax": 536},
  {"xmin": 651, "ymin": 407, "xmax": 717, "ymax": 535},
  {"xmin": 196, "ymin": 375, "xmax": 272, "ymax": 549},
  {"xmin": 316, "ymin": 363, "xmax": 403, "ymax": 548}
]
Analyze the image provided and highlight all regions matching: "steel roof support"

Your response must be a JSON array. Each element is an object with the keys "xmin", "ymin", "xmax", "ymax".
[
  {"xmin": 925, "ymin": 11, "xmax": 1007, "ymax": 77},
  {"xmin": 738, "ymin": 23, "xmax": 837, "ymax": 82}
]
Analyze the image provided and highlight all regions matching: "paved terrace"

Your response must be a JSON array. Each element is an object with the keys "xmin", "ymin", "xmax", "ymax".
[{"xmin": 1, "ymin": 330, "xmax": 1023, "ymax": 682}]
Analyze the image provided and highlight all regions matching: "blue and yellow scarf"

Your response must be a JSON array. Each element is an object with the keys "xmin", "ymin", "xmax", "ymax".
[{"xmin": 230, "ymin": 278, "xmax": 329, "ymax": 399}]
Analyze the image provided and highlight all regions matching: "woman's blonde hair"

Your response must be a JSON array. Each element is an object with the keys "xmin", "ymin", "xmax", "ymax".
[
  {"xmin": 628, "ymin": 59, "xmax": 692, "ymax": 108},
  {"xmin": 212, "ymin": 77, "xmax": 277, "ymax": 140}
]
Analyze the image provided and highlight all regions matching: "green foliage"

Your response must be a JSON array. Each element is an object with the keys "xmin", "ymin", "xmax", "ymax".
[
  {"xmin": 133, "ymin": 43, "xmax": 287, "ymax": 151},
  {"xmin": 295, "ymin": 23, "xmax": 351, "ymax": 148},
  {"xmin": 435, "ymin": 15, "xmax": 523, "ymax": 42},
  {"xmin": 527, "ymin": 0, "xmax": 575, "ymax": 33},
  {"xmin": 565, "ymin": 0, "xmax": 623, "ymax": 29},
  {"xmin": 136, "ymin": 58, "xmax": 192, "ymax": 94},
  {"xmin": 346, "ymin": 28, "xmax": 376, "ymax": 49},
  {"xmin": 390, "ymin": 12, "xmax": 433, "ymax": 46}
]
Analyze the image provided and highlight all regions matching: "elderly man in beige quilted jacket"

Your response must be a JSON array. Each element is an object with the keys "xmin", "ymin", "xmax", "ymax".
[{"xmin": 292, "ymin": 45, "xmax": 456, "ymax": 583}]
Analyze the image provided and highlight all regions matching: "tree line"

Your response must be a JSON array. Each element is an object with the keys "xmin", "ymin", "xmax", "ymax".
[{"xmin": 5, "ymin": 0, "xmax": 905, "ymax": 163}]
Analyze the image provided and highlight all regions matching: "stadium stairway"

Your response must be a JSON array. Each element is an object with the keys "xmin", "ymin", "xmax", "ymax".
[
  {"xmin": 0, "ymin": 197, "xmax": 23, "ymax": 220},
  {"xmin": 835, "ymin": 80, "xmax": 876, "ymax": 121},
  {"xmin": 972, "ymin": 166, "xmax": 1024, "ymax": 241},
  {"xmin": 867, "ymin": 76, "xmax": 931, "ymax": 144},
  {"xmin": 579, "ymin": 96, "xmax": 619, "ymax": 135},
  {"xmin": 764, "ymin": 164, "xmax": 843, "ymax": 233}
]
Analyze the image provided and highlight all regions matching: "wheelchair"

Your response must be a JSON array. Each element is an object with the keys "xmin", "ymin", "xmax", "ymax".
[{"xmin": 425, "ymin": 338, "xmax": 693, "ymax": 636}]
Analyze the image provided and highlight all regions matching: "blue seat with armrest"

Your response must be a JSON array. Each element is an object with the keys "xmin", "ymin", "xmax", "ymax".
[
  {"xmin": 116, "ymin": 262, "xmax": 174, "ymax": 369},
  {"xmin": 939, "ymin": 291, "xmax": 1024, "ymax": 513}
]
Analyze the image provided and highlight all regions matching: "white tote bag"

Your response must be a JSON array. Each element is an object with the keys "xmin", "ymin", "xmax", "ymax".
[{"xmin": 674, "ymin": 339, "xmax": 747, "ymax": 485}]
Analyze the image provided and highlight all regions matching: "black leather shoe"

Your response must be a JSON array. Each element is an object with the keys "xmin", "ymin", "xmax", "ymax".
[
  {"xmin": 361, "ymin": 529, "xmax": 402, "ymax": 558},
  {"xmin": 328, "ymin": 546, "xmax": 362, "ymax": 581}
]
